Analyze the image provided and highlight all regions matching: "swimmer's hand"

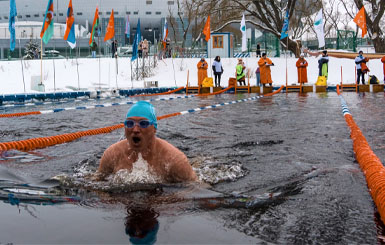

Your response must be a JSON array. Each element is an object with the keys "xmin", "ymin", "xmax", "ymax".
[{"xmin": 91, "ymin": 171, "xmax": 108, "ymax": 181}]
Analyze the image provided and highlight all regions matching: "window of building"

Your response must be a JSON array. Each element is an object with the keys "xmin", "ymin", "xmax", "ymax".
[
  {"xmin": 167, "ymin": 1, "xmax": 174, "ymax": 5},
  {"xmin": 146, "ymin": 11, "xmax": 151, "ymax": 15},
  {"xmin": 76, "ymin": 12, "xmax": 82, "ymax": 15},
  {"xmin": 134, "ymin": 11, "xmax": 139, "ymax": 15},
  {"xmin": 34, "ymin": 14, "xmax": 39, "ymax": 17},
  {"xmin": 17, "ymin": 15, "xmax": 22, "ymax": 19},
  {"xmin": 4, "ymin": 16, "xmax": 8, "ymax": 19},
  {"xmin": 126, "ymin": 11, "xmax": 131, "ymax": 15},
  {"xmin": 0, "ymin": 17, "xmax": 2, "ymax": 20},
  {"xmin": 107, "ymin": 11, "xmax": 111, "ymax": 15},
  {"xmin": 146, "ymin": 1, "xmax": 152, "ymax": 4},
  {"xmin": 155, "ymin": 11, "xmax": 161, "ymax": 15},
  {"xmin": 213, "ymin": 36, "xmax": 224, "ymax": 49},
  {"xmin": 115, "ymin": 11, "xmax": 119, "ymax": 15},
  {"xmin": 59, "ymin": 13, "xmax": 63, "ymax": 16},
  {"xmin": 26, "ymin": 14, "xmax": 31, "ymax": 18}
]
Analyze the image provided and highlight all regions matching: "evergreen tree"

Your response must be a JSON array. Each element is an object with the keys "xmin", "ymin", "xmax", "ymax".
[{"xmin": 24, "ymin": 40, "xmax": 40, "ymax": 59}]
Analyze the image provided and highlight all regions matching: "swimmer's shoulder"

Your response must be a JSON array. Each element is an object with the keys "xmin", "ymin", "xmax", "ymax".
[
  {"xmin": 102, "ymin": 140, "xmax": 130, "ymax": 160},
  {"xmin": 155, "ymin": 137, "xmax": 186, "ymax": 158}
]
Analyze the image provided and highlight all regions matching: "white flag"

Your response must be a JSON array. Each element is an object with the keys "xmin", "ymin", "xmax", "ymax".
[
  {"xmin": 314, "ymin": 10, "xmax": 325, "ymax": 48},
  {"xmin": 240, "ymin": 14, "xmax": 247, "ymax": 52}
]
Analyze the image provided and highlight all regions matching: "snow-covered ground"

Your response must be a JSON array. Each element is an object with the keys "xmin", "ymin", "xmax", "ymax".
[{"xmin": 0, "ymin": 55, "xmax": 384, "ymax": 95}]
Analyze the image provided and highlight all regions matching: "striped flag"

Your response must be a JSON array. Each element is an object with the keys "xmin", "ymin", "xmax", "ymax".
[
  {"xmin": 89, "ymin": 6, "xmax": 99, "ymax": 47},
  {"xmin": 40, "ymin": 0, "xmax": 54, "ymax": 44},
  {"xmin": 125, "ymin": 15, "xmax": 130, "ymax": 39},
  {"xmin": 163, "ymin": 18, "xmax": 168, "ymax": 46},
  {"xmin": 64, "ymin": 0, "xmax": 76, "ymax": 49},
  {"xmin": 9, "ymin": 0, "xmax": 17, "ymax": 51}
]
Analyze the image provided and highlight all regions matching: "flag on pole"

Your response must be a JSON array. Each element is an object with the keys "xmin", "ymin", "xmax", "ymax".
[
  {"xmin": 314, "ymin": 10, "xmax": 325, "ymax": 48},
  {"xmin": 125, "ymin": 15, "xmax": 130, "ymax": 39},
  {"xmin": 162, "ymin": 18, "xmax": 168, "ymax": 48},
  {"xmin": 202, "ymin": 16, "xmax": 210, "ymax": 42},
  {"xmin": 40, "ymin": 0, "xmax": 54, "ymax": 44},
  {"xmin": 353, "ymin": 6, "xmax": 367, "ymax": 37},
  {"xmin": 64, "ymin": 0, "xmax": 76, "ymax": 49},
  {"xmin": 280, "ymin": 10, "xmax": 289, "ymax": 40},
  {"xmin": 104, "ymin": 9, "xmax": 115, "ymax": 41},
  {"xmin": 9, "ymin": 0, "xmax": 17, "ymax": 51},
  {"xmin": 89, "ymin": 6, "xmax": 99, "ymax": 47},
  {"xmin": 240, "ymin": 14, "xmax": 247, "ymax": 52},
  {"xmin": 131, "ymin": 19, "xmax": 141, "ymax": 61}
]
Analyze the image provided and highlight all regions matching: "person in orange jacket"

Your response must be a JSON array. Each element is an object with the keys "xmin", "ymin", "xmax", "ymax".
[
  {"xmin": 197, "ymin": 57, "xmax": 208, "ymax": 87},
  {"xmin": 381, "ymin": 56, "xmax": 385, "ymax": 82},
  {"xmin": 296, "ymin": 53, "xmax": 308, "ymax": 84},
  {"xmin": 258, "ymin": 53, "xmax": 274, "ymax": 87}
]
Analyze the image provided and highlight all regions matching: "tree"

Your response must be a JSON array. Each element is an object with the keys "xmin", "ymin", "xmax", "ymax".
[
  {"xmin": 340, "ymin": 0, "xmax": 385, "ymax": 52},
  {"xmin": 24, "ymin": 40, "xmax": 40, "ymax": 60},
  {"xmin": 192, "ymin": 0, "xmax": 322, "ymax": 56}
]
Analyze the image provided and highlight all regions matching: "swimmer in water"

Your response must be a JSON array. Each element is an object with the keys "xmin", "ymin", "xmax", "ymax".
[{"xmin": 97, "ymin": 101, "xmax": 197, "ymax": 182}]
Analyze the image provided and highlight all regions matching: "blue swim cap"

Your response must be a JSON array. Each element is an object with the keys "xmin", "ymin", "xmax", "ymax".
[{"xmin": 126, "ymin": 101, "xmax": 158, "ymax": 129}]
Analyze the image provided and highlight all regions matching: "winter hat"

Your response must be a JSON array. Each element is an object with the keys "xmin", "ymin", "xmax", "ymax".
[{"xmin": 126, "ymin": 101, "xmax": 158, "ymax": 129}]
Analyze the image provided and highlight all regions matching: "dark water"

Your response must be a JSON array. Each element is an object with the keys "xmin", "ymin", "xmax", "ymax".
[{"xmin": 0, "ymin": 92, "xmax": 382, "ymax": 244}]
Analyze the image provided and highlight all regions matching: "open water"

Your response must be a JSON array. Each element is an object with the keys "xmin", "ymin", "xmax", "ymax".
[{"xmin": 0, "ymin": 91, "xmax": 384, "ymax": 244}]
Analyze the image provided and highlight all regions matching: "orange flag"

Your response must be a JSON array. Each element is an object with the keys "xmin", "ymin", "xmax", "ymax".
[
  {"xmin": 202, "ymin": 15, "xmax": 210, "ymax": 42},
  {"xmin": 104, "ymin": 9, "xmax": 115, "ymax": 41},
  {"xmin": 353, "ymin": 6, "xmax": 367, "ymax": 37}
]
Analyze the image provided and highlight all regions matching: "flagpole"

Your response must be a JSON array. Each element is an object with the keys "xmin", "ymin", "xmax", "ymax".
[
  {"xmin": 53, "ymin": 59, "xmax": 56, "ymax": 92},
  {"xmin": 76, "ymin": 57, "xmax": 80, "ymax": 90},
  {"xmin": 40, "ymin": 39, "xmax": 43, "ymax": 85},
  {"xmin": 20, "ymin": 58, "xmax": 25, "ymax": 93},
  {"xmin": 285, "ymin": 37, "xmax": 288, "ymax": 93}
]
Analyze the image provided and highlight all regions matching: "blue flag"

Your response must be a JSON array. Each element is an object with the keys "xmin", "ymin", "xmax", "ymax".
[
  {"xmin": 125, "ymin": 16, "xmax": 130, "ymax": 39},
  {"xmin": 9, "ymin": 0, "xmax": 17, "ymax": 51},
  {"xmin": 131, "ymin": 19, "xmax": 141, "ymax": 61},
  {"xmin": 280, "ymin": 9, "xmax": 289, "ymax": 40}
]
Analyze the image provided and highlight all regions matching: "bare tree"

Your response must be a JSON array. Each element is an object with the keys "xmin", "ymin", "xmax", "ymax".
[
  {"xmin": 190, "ymin": 0, "xmax": 324, "ymax": 56},
  {"xmin": 340, "ymin": 0, "xmax": 385, "ymax": 52}
]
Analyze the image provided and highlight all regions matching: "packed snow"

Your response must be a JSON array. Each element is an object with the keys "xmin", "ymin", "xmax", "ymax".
[{"xmin": 0, "ymin": 55, "xmax": 384, "ymax": 95}]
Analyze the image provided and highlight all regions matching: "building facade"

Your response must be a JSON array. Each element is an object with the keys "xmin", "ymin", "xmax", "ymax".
[{"xmin": 0, "ymin": 0, "xmax": 185, "ymax": 58}]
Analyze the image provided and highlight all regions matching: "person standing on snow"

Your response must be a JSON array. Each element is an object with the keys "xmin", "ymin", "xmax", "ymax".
[
  {"xmin": 258, "ymin": 53, "xmax": 274, "ymax": 87},
  {"xmin": 212, "ymin": 56, "xmax": 224, "ymax": 87},
  {"xmin": 296, "ymin": 53, "xmax": 308, "ymax": 84},
  {"xmin": 197, "ymin": 58, "xmax": 208, "ymax": 87}
]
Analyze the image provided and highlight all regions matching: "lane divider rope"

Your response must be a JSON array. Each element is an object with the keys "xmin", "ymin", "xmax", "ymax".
[
  {"xmin": 337, "ymin": 85, "xmax": 385, "ymax": 224},
  {"xmin": 0, "ymin": 86, "xmax": 234, "ymax": 118},
  {"xmin": 0, "ymin": 95, "xmax": 196, "ymax": 118},
  {"xmin": 0, "ymin": 86, "xmax": 283, "ymax": 152},
  {"xmin": 0, "ymin": 96, "xmax": 126, "ymax": 108}
]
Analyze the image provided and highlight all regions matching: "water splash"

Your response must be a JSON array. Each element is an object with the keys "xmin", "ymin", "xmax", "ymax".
[{"xmin": 108, "ymin": 154, "xmax": 162, "ymax": 185}]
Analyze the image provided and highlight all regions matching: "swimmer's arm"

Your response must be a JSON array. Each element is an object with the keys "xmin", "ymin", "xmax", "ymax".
[
  {"xmin": 168, "ymin": 154, "xmax": 197, "ymax": 182},
  {"xmin": 96, "ymin": 148, "xmax": 115, "ymax": 180}
]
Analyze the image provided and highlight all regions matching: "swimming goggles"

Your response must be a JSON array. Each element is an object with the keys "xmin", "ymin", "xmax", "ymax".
[{"xmin": 124, "ymin": 120, "xmax": 153, "ymax": 128}]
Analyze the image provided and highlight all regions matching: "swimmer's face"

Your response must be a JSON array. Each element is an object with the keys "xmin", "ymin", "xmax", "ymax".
[{"xmin": 125, "ymin": 116, "xmax": 156, "ymax": 149}]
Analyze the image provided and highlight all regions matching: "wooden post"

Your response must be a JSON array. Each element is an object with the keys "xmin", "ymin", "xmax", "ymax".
[
  {"xmin": 355, "ymin": 66, "xmax": 357, "ymax": 93},
  {"xmin": 186, "ymin": 69, "xmax": 189, "ymax": 95},
  {"xmin": 340, "ymin": 66, "xmax": 343, "ymax": 92},
  {"xmin": 247, "ymin": 71, "xmax": 250, "ymax": 93}
]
